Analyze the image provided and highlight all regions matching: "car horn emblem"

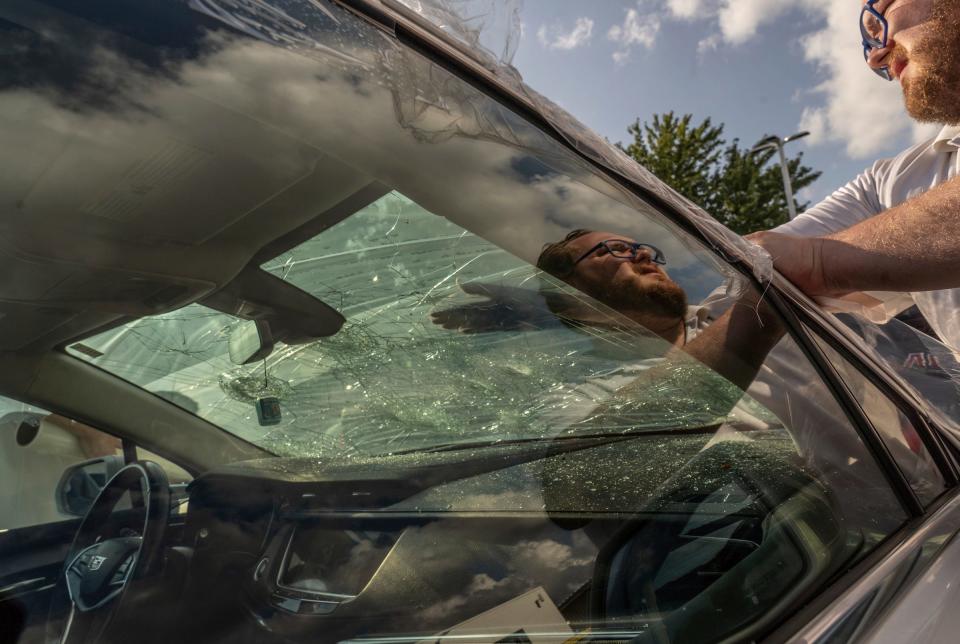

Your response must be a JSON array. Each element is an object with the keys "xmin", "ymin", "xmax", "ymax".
[{"xmin": 88, "ymin": 555, "xmax": 108, "ymax": 571}]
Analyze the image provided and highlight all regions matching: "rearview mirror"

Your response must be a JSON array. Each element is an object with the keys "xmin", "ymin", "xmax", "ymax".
[
  {"xmin": 228, "ymin": 319, "xmax": 275, "ymax": 365},
  {"xmin": 202, "ymin": 266, "xmax": 345, "ymax": 348},
  {"xmin": 55, "ymin": 455, "xmax": 125, "ymax": 517}
]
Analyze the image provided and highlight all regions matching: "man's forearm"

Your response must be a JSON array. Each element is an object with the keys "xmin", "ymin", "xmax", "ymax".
[
  {"xmin": 754, "ymin": 175, "xmax": 960, "ymax": 296},
  {"xmin": 680, "ymin": 299, "xmax": 785, "ymax": 391},
  {"xmin": 820, "ymin": 175, "xmax": 960, "ymax": 293},
  {"xmin": 590, "ymin": 294, "xmax": 785, "ymax": 426}
]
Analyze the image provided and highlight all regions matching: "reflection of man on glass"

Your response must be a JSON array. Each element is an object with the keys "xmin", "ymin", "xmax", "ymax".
[
  {"xmin": 536, "ymin": 230, "xmax": 694, "ymax": 346},
  {"xmin": 431, "ymin": 229, "xmax": 910, "ymax": 499},
  {"xmin": 432, "ymin": 228, "xmax": 788, "ymax": 432},
  {"xmin": 533, "ymin": 229, "xmax": 784, "ymax": 394}
]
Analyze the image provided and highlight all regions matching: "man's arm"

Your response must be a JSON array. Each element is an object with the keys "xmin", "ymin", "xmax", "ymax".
[
  {"xmin": 750, "ymin": 175, "xmax": 960, "ymax": 296},
  {"xmin": 679, "ymin": 295, "xmax": 785, "ymax": 391},
  {"xmin": 593, "ymin": 290, "xmax": 786, "ymax": 425}
]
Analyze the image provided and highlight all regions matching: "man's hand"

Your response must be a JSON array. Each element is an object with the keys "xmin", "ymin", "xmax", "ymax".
[
  {"xmin": 429, "ymin": 282, "xmax": 561, "ymax": 333},
  {"xmin": 746, "ymin": 231, "xmax": 841, "ymax": 297}
]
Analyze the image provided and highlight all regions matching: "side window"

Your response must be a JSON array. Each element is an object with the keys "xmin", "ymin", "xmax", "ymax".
[
  {"xmin": 67, "ymin": 190, "xmax": 914, "ymax": 641},
  {"xmin": 835, "ymin": 311, "xmax": 960, "ymax": 438},
  {"xmin": 0, "ymin": 398, "xmax": 120, "ymax": 530},
  {"xmin": 0, "ymin": 396, "xmax": 190, "ymax": 530},
  {"xmin": 809, "ymin": 333, "xmax": 948, "ymax": 507}
]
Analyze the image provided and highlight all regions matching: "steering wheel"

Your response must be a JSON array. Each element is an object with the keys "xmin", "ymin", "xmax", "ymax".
[{"xmin": 47, "ymin": 461, "xmax": 169, "ymax": 644}]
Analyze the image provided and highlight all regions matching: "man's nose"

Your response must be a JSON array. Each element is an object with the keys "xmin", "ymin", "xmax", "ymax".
[{"xmin": 630, "ymin": 248, "xmax": 653, "ymax": 263}]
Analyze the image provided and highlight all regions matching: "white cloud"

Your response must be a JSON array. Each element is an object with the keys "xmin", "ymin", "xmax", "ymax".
[
  {"xmin": 638, "ymin": 0, "xmax": 932, "ymax": 159},
  {"xmin": 696, "ymin": 33, "xmax": 721, "ymax": 56},
  {"xmin": 667, "ymin": 0, "xmax": 708, "ymax": 20},
  {"xmin": 715, "ymin": 0, "xmax": 794, "ymax": 45},
  {"xmin": 536, "ymin": 17, "xmax": 594, "ymax": 51},
  {"xmin": 797, "ymin": 106, "xmax": 828, "ymax": 146},
  {"xmin": 607, "ymin": 7, "xmax": 661, "ymax": 63}
]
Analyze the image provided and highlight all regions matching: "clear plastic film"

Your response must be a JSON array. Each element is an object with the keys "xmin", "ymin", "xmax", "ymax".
[
  {"xmin": 383, "ymin": 0, "xmax": 774, "ymax": 282},
  {"xmin": 387, "ymin": 0, "xmax": 523, "ymax": 67},
  {"xmin": 187, "ymin": 0, "xmax": 774, "ymax": 284}
]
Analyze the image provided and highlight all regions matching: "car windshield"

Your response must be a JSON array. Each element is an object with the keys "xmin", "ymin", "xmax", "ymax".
[
  {"xmin": 69, "ymin": 188, "xmax": 762, "ymax": 457},
  {"xmin": 49, "ymin": 0, "xmax": 770, "ymax": 458}
]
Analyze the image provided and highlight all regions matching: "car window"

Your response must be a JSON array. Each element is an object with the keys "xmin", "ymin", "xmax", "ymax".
[
  {"xmin": 831, "ymin": 311, "xmax": 960, "ymax": 444},
  {"xmin": 6, "ymin": 0, "xmax": 914, "ymax": 640},
  {"xmin": 67, "ymin": 171, "xmax": 910, "ymax": 640},
  {"xmin": 0, "ymin": 397, "xmax": 120, "ymax": 530},
  {"xmin": 809, "ymin": 331, "xmax": 948, "ymax": 507},
  {"xmin": 0, "ymin": 396, "xmax": 190, "ymax": 530}
]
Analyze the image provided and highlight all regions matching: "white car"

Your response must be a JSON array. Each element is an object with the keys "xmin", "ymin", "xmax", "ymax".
[{"xmin": 2, "ymin": 1, "xmax": 960, "ymax": 643}]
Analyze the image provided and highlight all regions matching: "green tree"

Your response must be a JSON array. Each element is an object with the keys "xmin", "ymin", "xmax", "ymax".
[{"xmin": 619, "ymin": 112, "xmax": 821, "ymax": 235}]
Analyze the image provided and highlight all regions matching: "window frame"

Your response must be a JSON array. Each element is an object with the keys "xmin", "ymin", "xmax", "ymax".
[{"xmin": 782, "ymin": 285, "xmax": 960, "ymax": 496}]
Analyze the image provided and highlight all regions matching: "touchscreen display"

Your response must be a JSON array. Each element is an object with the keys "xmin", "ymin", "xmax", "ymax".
[{"xmin": 280, "ymin": 526, "xmax": 399, "ymax": 596}]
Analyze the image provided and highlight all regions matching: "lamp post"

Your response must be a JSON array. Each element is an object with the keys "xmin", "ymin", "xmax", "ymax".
[{"xmin": 750, "ymin": 131, "xmax": 810, "ymax": 220}]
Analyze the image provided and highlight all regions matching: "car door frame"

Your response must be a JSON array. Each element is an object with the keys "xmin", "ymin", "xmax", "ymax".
[{"xmin": 757, "ymin": 280, "xmax": 960, "ymax": 642}]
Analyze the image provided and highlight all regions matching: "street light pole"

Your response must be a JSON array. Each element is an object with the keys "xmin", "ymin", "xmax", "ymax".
[{"xmin": 750, "ymin": 131, "xmax": 810, "ymax": 220}]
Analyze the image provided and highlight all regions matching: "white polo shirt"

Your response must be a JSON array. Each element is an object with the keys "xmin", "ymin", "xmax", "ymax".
[{"xmin": 775, "ymin": 124, "xmax": 960, "ymax": 349}]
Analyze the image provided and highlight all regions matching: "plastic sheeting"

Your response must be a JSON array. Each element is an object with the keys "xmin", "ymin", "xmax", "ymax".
[
  {"xmin": 187, "ymin": 0, "xmax": 774, "ymax": 286},
  {"xmin": 387, "ymin": 0, "xmax": 523, "ymax": 67},
  {"xmin": 385, "ymin": 0, "xmax": 773, "ymax": 280}
]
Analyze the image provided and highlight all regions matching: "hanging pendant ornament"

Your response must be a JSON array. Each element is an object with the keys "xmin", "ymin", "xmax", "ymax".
[{"xmin": 255, "ymin": 358, "xmax": 282, "ymax": 426}]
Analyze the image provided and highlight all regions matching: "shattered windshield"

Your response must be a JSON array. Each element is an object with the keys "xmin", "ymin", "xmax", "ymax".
[{"xmin": 70, "ymin": 191, "xmax": 766, "ymax": 456}]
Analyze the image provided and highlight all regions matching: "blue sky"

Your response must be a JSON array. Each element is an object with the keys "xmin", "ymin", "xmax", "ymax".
[{"xmin": 508, "ymin": 0, "xmax": 940, "ymax": 206}]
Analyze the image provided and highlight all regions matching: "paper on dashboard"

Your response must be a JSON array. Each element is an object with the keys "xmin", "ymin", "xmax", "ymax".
[{"xmin": 418, "ymin": 587, "xmax": 575, "ymax": 644}]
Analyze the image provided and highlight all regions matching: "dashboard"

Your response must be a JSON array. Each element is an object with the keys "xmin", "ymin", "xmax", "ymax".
[{"xmin": 169, "ymin": 431, "xmax": 866, "ymax": 644}]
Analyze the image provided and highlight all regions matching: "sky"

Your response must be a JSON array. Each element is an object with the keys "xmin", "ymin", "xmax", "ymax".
[{"xmin": 509, "ymin": 0, "xmax": 942, "ymax": 206}]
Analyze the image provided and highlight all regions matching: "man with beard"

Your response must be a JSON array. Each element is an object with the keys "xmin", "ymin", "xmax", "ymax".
[
  {"xmin": 433, "ymin": 228, "xmax": 783, "ymax": 399},
  {"xmin": 536, "ymin": 230, "xmax": 693, "ymax": 346},
  {"xmin": 533, "ymin": 229, "xmax": 785, "ymax": 394},
  {"xmin": 751, "ymin": 0, "xmax": 960, "ymax": 348}
]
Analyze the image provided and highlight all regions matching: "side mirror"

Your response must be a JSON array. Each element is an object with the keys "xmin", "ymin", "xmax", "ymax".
[
  {"xmin": 228, "ymin": 319, "xmax": 274, "ymax": 365},
  {"xmin": 55, "ymin": 455, "xmax": 125, "ymax": 517}
]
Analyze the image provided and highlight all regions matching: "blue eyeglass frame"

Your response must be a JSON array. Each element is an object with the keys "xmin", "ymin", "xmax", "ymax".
[
  {"xmin": 573, "ymin": 240, "xmax": 666, "ymax": 266},
  {"xmin": 861, "ymin": 0, "xmax": 893, "ymax": 81}
]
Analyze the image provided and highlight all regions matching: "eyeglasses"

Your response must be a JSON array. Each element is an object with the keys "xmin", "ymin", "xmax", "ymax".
[
  {"xmin": 861, "ymin": 0, "xmax": 893, "ymax": 81},
  {"xmin": 573, "ymin": 240, "xmax": 666, "ymax": 266}
]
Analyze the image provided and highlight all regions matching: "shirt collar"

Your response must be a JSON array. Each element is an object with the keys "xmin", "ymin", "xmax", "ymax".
[
  {"xmin": 934, "ymin": 124, "xmax": 960, "ymax": 148},
  {"xmin": 683, "ymin": 305, "xmax": 710, "ymax": 342}
]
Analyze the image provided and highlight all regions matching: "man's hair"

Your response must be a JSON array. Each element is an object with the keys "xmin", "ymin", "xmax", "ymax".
[{"xmin": 536, "ymin": 229, "xmax": 592, "ymax": 279}]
